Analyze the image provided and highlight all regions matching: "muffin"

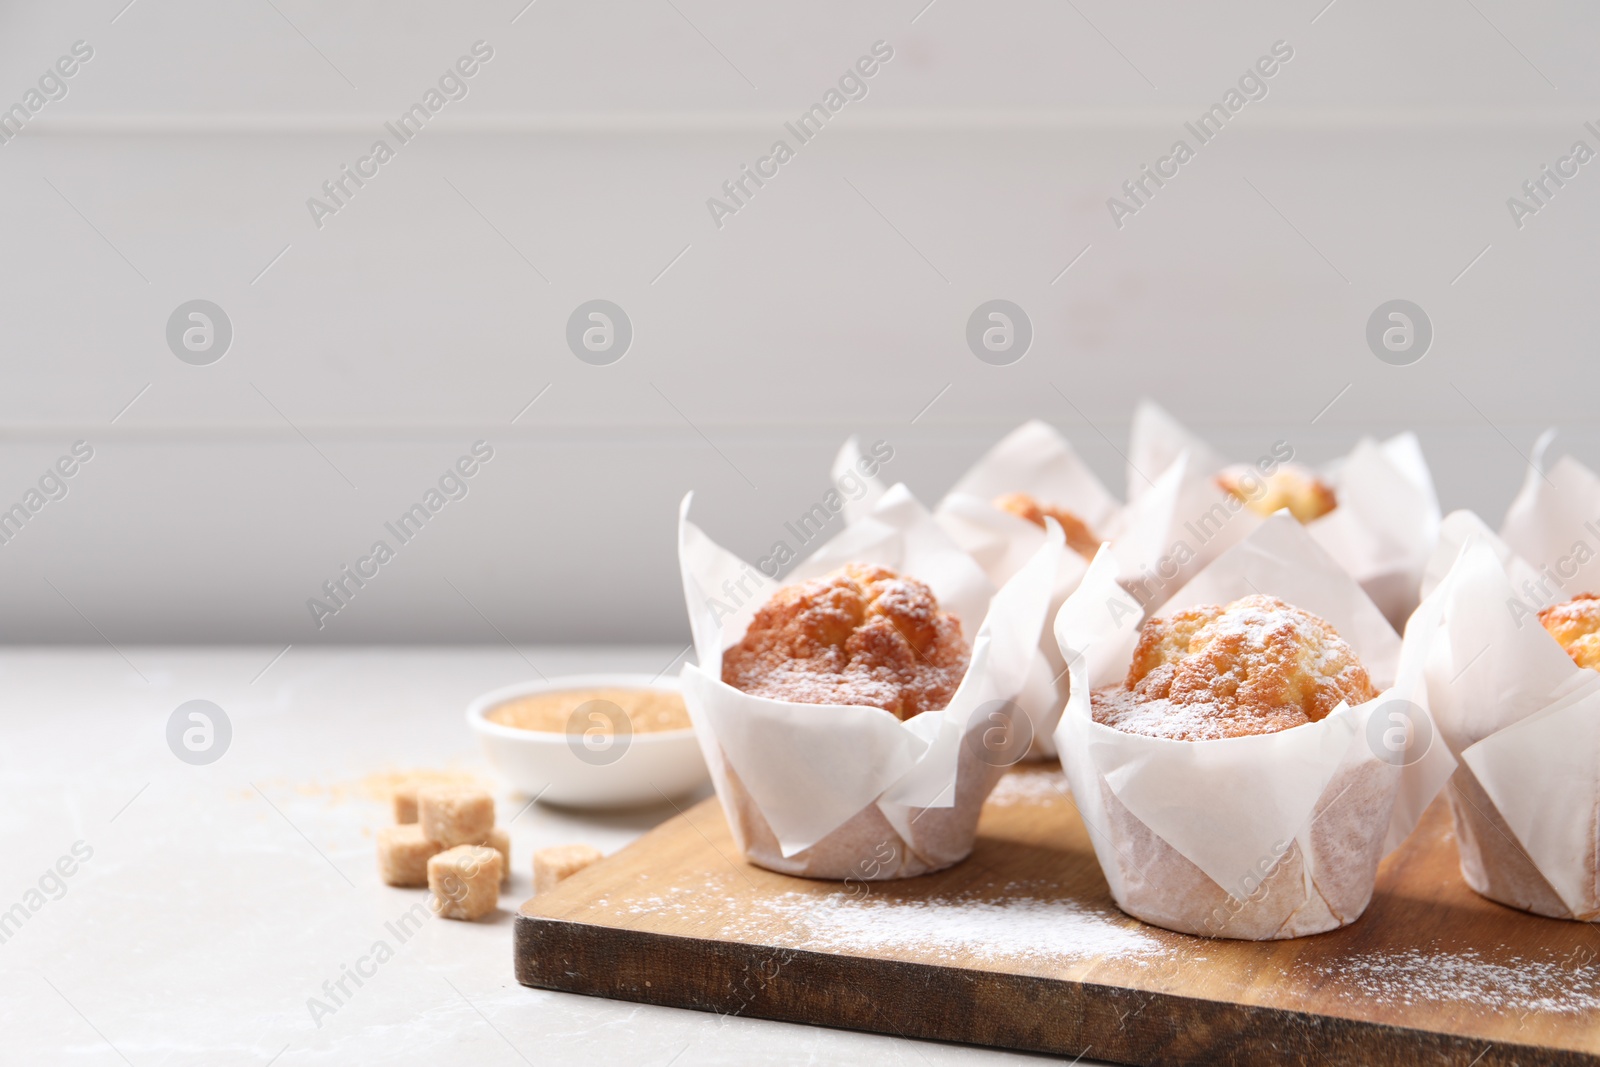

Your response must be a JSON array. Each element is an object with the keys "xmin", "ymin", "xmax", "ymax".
[
  {"xmin": 682, "ymin": 486, "xmax": 1064, "ymax": 883},
  {"xmin": 1216, "ymin": 464, "xmax": 1337, "ymax": 523},
  {"xmin": 1057, "ymin": 570, "xmax": 1415, "ymax": 940},
  {"xmin": 1092, "ymin": 595, "xmax": 1378, "ymax": 741},
  {"xmin": 1421, "ymin": 530, "xmax": 1600, "ymax": 924},
  {"xmin": 716, "ymin": 567, "xmax": 997, "ymax": 881},
  {"xmin": 1440, "ymin": 590, "xmax": 1600, "ymax": 921},
  {"xmin": 722, "ymin": 563, "xmax": 969, "ymax": 719},
  {"xmin": 992, "ymin": 491, "xmax": 1102, "ymax": 560}
]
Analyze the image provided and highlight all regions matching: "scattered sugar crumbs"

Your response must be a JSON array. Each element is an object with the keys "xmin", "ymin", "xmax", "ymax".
[
  {"xmin": 625, "ymin": 878, "xmax": 1170, "ymax": 968},
  {"xmin": 236, "ymin": 767, "xmax": 487, "ymax": 807},
  {"xmin": 1315, "ymin": 947, "xmax": 1600, "ymax": 1015}
]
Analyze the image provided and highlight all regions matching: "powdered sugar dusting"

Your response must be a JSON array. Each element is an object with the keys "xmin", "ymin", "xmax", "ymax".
[
  {"xmin": 1320, "ymin": 948, "xmax": 1600, "ymax": 1015},
  {"xmin": 721, "ymin": 564, "xmax": 971, "ymax": 720},
  {"xmin": 1090, "ymin": 686, "xmax": 1249, "ymax": 741},
  {"xmin": 985, "ymin": 766, "xmax": 1070, "ymax": 807},
  {"xmin": 626, "ymin": 880, "xmax": 1170, "ymax": 967},
  {"xmin": 1104, "ymin": 595, "xmax": 1379, "ymax": 739}
]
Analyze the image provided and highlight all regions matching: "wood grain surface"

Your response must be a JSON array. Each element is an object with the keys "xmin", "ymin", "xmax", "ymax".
[{"xmin": 515, "ymin": 766, "xmax": 1600, "ymax": 1065}]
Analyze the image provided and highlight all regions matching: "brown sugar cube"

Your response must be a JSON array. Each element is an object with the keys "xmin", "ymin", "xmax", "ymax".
[
  {"xmin": 533, "ymin": 844, "xmax": 604, "ymax": 894},
  {"xmin": 418, "ymin": 787, "xmax": 494, "ymax": 847},
  {"xmin": 377, "ymin": 824, "xmax": 442, "ymax": 887},
  {"xmin": 484, "ymin": 826, "xmax": 510, "ymax": 885},
  {"xmin": 428, "ymin": 845, "xmax": 502, "ymax": 921},
  {"xmin": 392, "ymin": 781, "xmax": 420, "ymax": 824}
]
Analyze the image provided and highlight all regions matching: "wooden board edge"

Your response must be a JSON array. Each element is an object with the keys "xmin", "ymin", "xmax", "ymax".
[{"xmin": 513, "ymin": 914, "xmax": 1596, "ymax": 1067}]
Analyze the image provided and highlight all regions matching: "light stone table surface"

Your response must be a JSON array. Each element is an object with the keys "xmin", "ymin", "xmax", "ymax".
[{"xmin": 0, "ymin": 646, "xmax": 1073, "ymax": 1066}]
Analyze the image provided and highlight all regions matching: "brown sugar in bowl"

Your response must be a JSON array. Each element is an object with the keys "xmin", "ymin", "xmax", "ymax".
[
  {"xmin": 466, "ymin": 674, "xmax": 707, "ymax": 810},
  {"xmin": 486, "ymin": 686, "xmax": 692, "ymax": 734}
]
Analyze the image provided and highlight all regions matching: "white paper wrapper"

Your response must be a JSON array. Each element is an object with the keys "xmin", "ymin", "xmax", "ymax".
[
  {"xmin": 1128, "ymin": 399, "xmax": 1230, "ymax": 503},
  {"xmin": 1501, "ymin": 429, "xmax": 1600, "ymax": 593},
  {"xmin": 936, "ymin": 422, "xmax": 1122, "ymax": 759},
  {"xmin": 829, "ymin": 426, "xmax": 1096, "ymax": 760},
  {"xmin": 833, "ymin": 422, "xmax": 1245, "ymax": 758},
  {"xmin": 1127, "ymin": 401, "xmax": 1442, "ymax": 629},
  {"xmin": 1053, "ymin": 514, "xmax": 1455, "ymax": 939},
  {"xmin": 1416, "ymin": 450, "xmax": 1600, "ymax": 920},
  {"xmin": 1420, "ymin": 510, "xmax": 1539, "ymax": 601},
  {"xmin": 678, "ymin": 484, "xmax": 1065, "ymax": 880}
]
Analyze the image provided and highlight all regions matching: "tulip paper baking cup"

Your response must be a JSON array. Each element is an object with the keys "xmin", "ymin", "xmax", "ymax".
[
  {"xmin": 1501, "ymin": 430, "xmax": 1600, "ymax": 592},
  {"xmin": 1053, "ymin": 514, "xmax": 1455, "ymax": 939},
  {"xmin": 677, "ymin": 485, "xmax": 1065, "ymax": 880},
  {"xmin": 1419, "ymin": 499, "xmax": 1600, "ymax": 921},
  {"xmin": 1129, "ymin": 400, "xmax": 1442, "ymax": 629},
  {"xmin": 833, "ymin": 425, "xmax": 1114, "ymax": 760}
]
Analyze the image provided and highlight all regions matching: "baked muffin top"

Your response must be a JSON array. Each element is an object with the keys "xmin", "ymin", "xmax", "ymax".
[
  {"xmin": 1539, "ymin": 593, "xmax": 1600, "ymax": 671},
  {"xmin": 1216, "ymin": 464, "xmax": 1337, "ymax": 523},
  {"xmin": 1092, "ymin": 594, "xmax": 1378, "ymax": 740},
  {"xmin": 721, "ymin": 563, "xmax": 969, "ymax": 720},
  {"xmin": 992, "ymin": 491, "xmax": 1102, "ymax": 560}
]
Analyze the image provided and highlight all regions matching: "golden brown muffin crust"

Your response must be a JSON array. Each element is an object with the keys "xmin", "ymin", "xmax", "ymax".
[
  {"xmin": 992, "ymin": 491, "xmax": 1102, "ymax": 560},
  {"xmin": 722, "ymin": 563, "xmax": 969, "ymax": 720},
  {"xmin": 1093, "ymin": 594, "xmax": 1378, "ymax": 740},
  {"xmin": 1216, "ymin": 464, "xmax": 1338, "ymax": 523},
  {"xmin": 1539, "ymin": 593, "xmax": 1600, "ymax": 671}
]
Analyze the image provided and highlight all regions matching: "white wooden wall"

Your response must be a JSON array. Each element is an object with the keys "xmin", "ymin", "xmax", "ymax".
[{"xmin": 0, "ymin": 0, "xmax": 1596, "ymax": 642}]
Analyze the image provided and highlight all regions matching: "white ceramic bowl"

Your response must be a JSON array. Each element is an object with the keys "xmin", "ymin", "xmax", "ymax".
[{"xmin": 466, "ymin": 674, "xmax": 708, "ymax": 810}]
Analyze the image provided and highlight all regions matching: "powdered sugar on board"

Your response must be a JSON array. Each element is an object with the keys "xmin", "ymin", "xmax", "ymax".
[
  {"xmin": 984, "ymin": 765, "xmax": 1071, "ymax": 807},
  {"xmin": 626, "ymin": 878, "xmax": 1171, "ymax": 968},
  {"xmin": 1316, "ymin": 947, "xmax": 1600, "ymax": 1015}
]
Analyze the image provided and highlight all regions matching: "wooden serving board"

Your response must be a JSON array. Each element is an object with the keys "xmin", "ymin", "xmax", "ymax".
[{"xmin": 515, "ymin": 767, "xmax": 1600, "ymax": 1065}]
